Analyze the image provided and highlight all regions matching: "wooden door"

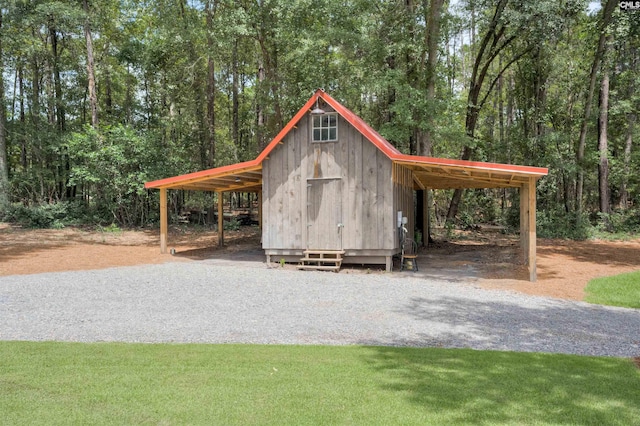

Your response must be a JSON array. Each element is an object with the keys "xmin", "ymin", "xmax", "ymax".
[{"xmin": 307, "ymin": 178, "xmax": 342, "ymax": 250}]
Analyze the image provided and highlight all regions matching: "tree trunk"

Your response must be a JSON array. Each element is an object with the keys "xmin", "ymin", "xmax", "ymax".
[
  {"xmin": 597, "ymin": 36, "xmax": 612, "ymax": 225},
  {"xmin": 19, "ymin": 64, "xmax": 27, "ymax": 169},
  {"xmin": 83, "ymin": 0, "xmax": 98, "ymax": 127},
  {"xmin": 619, "ymin": 44, "xmax": 637, "ymax": 209},
  {"xmin": 232, "ymin": 39, "xmax": 239, "ymax": 148},
  {"xmin": 421, "ymin": 0, "xmax": 444, "ymax": 156},
  {"xmin": 446, "ymin": 0, "xmax": 509, "ymax": 222},
  {"xmin": 31, "ymin": 30, "xmax": 42, "ymax": 201},
  {"xmin": 49, "ymin": 25, "xmax": 65, "ymax": 133},
  {"xmin": 619, "ymin": 113, "xmax": 635, "ymax": 209},
  {"xmin": 256, "ymin": 59, "xmax": 265, "ymax": 149},
  {"xmin": 575, "ymin": 0, "xmax": 616, "ymax": 213},
  {"xmin": 206, "ymin": 0, "xmax": 216, "ymax": 168},
  {"xmin": 0, "ymin": 10, "xmax": 9, "ymax": 208}
]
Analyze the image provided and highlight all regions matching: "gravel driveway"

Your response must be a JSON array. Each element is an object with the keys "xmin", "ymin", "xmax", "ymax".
[{"xmin": 1, "ymin": 260, "xmax": 639, "ymax": 357}]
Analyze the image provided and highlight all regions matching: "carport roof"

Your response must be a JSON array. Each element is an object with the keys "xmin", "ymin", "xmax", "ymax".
[{"xmin": 144, "ymin": 89, "xmax": 547, "ymax": 192}]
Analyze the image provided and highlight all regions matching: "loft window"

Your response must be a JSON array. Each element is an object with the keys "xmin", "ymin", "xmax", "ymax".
[{"xmin": 312, "ymin": 113, "xmax": 338, "ymax": 142}]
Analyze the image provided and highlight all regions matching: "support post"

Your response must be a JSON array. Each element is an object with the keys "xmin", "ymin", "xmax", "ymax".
[
  {"xmin": 527, "ymin": 177, "xmax": 537, "ymax": 282},
  {"xmin": 520, "ymin": 183, "xmax": 528, "ymax": 263},
  {"xmin": 416, "ymin": 189, "xmax": 424, "ymax": 246},
  {"xmin": 160, "ymin": 188, "xmax": 168, "ymax": 254},
  {"xmin": 424, "ymin": 189, "xmax": 430, "ymax": 248},
  {"xmin": 218, "ymin": 191, "xmax": 224, "ymax": 247},
  {"xmin": 257, "ymin": 190, "xmax": 263, "ymax": 242},
  {"xmin": 520, "ymin": 179, "xmax": 537, "ymax": 282}
]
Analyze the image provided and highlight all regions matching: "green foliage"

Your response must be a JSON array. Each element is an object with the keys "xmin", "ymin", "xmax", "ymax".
[
  {"xmin": 457, "ymin": 189, "xmax": 503, "ymax": 226},
  {"xmin": 0, "ymin": 199, "xmax": 110, "ymax": 229},
  {"xmin": 585, "ymin": 270, "xmax": 640, "ymax": 309},
  {"xmin": 67, "ymin": 125, "xmax": 181, "ymax": 227},
  {"xmin": 535, "ymin": 209, "xmax": 593, "ymax": 240},
  {"xmin": 2, "ymin": 342, "xmax": 640, "ymax": 425},
  {"xmin": 2, "ymin": 202, "xmax": 69, "ymax": 229},
  {"xmin": 0, "ymin": 0, "xmax": 639, "ymax": 236},
  {"xmin": 414, "ymin": 228, "xmax": 422, "ymax": 245},
  {"xmin": 96, "ymin": 223, "xmax": 122, "ymax": 234},
  {"xmin": 223, "ymin": 217, "xmax": 241, "ymax": 231},
  {"xmin": 596, "ymin": 208, "xmax": 640, "ymax": 234}
]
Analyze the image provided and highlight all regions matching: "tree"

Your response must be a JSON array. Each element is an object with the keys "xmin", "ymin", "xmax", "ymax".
[
  {"xmin": 83, "ymin": 0, "xmax": 98, "ymax": 127},
  {"xmin": 421, "ymin": 0, "xmax": 445, "ymax": 157},
  {"xmin": 598, "ymin": 34, "xmax": 613, "ymax": 224},
  {"xmin": 446, "ymin": 0, "xmax": 581, "ymax": 222},
  {"xmin": 0, "ymin": 8, "xmax": 9, "ymax": 209},
  {"xmin": 206, "ymin": 0, "xmax": 216, "ymax": 168},
  {"xmin": 575, "ymin": 0, "xmax": 616, "ymax": 213}
]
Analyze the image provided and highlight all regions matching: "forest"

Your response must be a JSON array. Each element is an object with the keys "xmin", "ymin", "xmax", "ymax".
[{"xmin": 0, "ymin": 0, "xmax": 638, "ymax": 239}]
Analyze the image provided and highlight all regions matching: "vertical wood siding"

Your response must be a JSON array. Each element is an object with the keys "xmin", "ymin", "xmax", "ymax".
[
  {"xmin": 263, "ymin": 111, "xmax": 409, "ymax": 252},
  {"xmin": 392, "ymin": 163, "xmax": 415, "ymax": 248}
]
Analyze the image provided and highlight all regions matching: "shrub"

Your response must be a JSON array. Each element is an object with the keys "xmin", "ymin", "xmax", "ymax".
[
  {"xmin": 599, "ymin": 208, "xmax": 640, "ymax": 234},
  {"xmin": 536, "ymin": 209, "xmax": 593, "ymax": 240},
  {"xmin": 224, "ymin": 217, "xmax": 241, "ymax": 231},
  {"xmin": 2, "ymin": 203, "xmax": 68, "ymax": 229}
]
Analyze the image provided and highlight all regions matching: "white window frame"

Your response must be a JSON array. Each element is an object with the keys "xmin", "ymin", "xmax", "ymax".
[{"xmin": 312, "ymin": 113, "xmax": 338, "ymax": 142}]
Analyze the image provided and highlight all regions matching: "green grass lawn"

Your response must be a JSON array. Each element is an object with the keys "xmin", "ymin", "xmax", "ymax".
[
  {"xmin": 1, "ymin": 342, "xmax": 639, "ymax": 425},
  {"xmin": 585, "ymin": 270, "xmax": 640, "ymax": 309}
]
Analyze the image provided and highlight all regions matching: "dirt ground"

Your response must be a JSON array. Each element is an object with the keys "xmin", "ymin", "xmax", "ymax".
[{"xmin": 1, "ymin": 222, "xmax": 639, "ymax": 301}]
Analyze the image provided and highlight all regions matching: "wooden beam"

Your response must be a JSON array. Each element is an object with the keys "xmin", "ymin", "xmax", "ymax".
[
  {"xmin": 258, "ymin": 189, "xmax": 262, "ymax": 238},
  {"xmin": 218, "ymin": 191, "xmax": 224, "ymax": 247},
  {"xmin": 527, "ymin": 177, "xmax": 537, "ymax": 282},
  {"xmin": 160, "ymin": 188, "xmax": 168, "ymax": 254},
  {"xmin": 424, "ymin": 189, "xmax": 430, "ymax": 248},
  {"xmin": 520, "ymin": 179, "xmax": 538, "ymax": 282},
  {"xmin": 159, "ymin": 165, "xmax": 262, "ymax": 187},
  {"xmin": 520, "ymin": 182, "xmax": 528, "ymax": 265}
]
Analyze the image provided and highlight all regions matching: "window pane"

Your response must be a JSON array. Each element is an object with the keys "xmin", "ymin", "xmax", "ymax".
[
  {"xmin": 313, "ymin": 129, "xmax": 321, "ymax": 141},
  {"xmin": 322, "ymin": 116, "xmax": 329, "ymax": 127},
  {"xmin": 329, "ymin": 128, "xmax": 336, "ymax": 140},
  {"xmin": 329, "ymin": 115, "xmax": 337, "ymax": 127},
  {"xmin": 321, "ymin": 129, "xmax": 329, "ymax": 140}
]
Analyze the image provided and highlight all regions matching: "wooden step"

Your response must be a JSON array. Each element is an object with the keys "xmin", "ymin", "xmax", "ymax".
[
  {"xmin": 297, "ymin": 264, "xmax": 341, "ymax": 272},
  {"xmin": 302, "ymin": 249, "xmax": 345, "ymax": 256},
  {"xmin": 300, "ymin": 257, "xmax": 342, "ymax": 267},
  {"xmin": 297, "ymin": 249, "xmax": 344, "ymax": 272}
]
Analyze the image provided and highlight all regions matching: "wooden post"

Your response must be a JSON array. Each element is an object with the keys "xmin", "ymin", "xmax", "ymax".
[
  {"xmin": 520, "ymin": 183, "xmax": 528, "ymax": 264},
  {"xmin": 520, "ymin": 179, "xmax": 537, "ymax": 282},
  {"xmin": 257, "ymin": 190, "xmax": 262, "ymax": 238},
  {"xmin": 527, "ymin": 177, "xmax": 537, "ymax": 282},
  {"xmin": 424, "ymin": 189, "xmax": 430, "ymax": 248},
  {"xmin": 218, "ymin": 191, "xmax": 224, "ymax": 247},
  {"xmin": 416, "ymin": 189, "xmax": 424, "ymax": 246},
  {"xmin": 160, "ymin": 188, "xmax": 168, "ymax": 254}
]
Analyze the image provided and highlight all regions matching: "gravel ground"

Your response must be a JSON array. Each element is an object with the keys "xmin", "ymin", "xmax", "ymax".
[{"xmin": 1, "ymin": 260, "xmax": 639, "ymax": 357}]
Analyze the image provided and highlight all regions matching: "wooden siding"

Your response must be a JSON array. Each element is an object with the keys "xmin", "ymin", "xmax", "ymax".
[
  {"xmin": 393, "ymin": 163, "xmax": 415, "ymax": 248},
  {"xmin": 262, "ymin": 110, "xmax": 403, "ymax": 252},
  {"xmin": 262, "ymin": 120, "xmax": 306, "ymax": 249}
]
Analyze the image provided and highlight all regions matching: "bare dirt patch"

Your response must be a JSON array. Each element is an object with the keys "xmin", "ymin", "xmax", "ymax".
[
  {"xmin": 1, "ymin": 223, "xmax": 639, "ymax": 302},
  {"xmin": 420, "ymin": 229, "xmax": 640, "ymax": 300},
  {"xmin": 0, "ymin": 223, "xmax": 260, "ymax": 276}
]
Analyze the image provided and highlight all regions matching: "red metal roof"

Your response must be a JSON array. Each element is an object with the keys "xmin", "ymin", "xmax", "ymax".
[{"xmin": 145, "ymin": 89, "xmax": 547, "ymax": 191}]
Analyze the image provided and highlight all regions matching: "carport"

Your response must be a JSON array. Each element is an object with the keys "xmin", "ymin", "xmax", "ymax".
[
  {"xmin": 145, "ymin": 90, "xmax": 547, "ymax": 281},
  {"xmin": 145, "ymin": 155, "xmax": 545, "ymax": 281}
]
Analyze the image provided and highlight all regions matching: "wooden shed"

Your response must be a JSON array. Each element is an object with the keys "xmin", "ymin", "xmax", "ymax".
[{"xmin": 145, "ymin": 89, "xmax": 548, "ymax": 280}]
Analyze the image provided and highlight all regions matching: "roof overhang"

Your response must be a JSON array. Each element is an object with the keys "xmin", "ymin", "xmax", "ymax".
[
  {"xmin": 394, "ymin": 155, "xmax": 547, "ymax": 190},
  {"xmin": 144, "ymin": 161, "xmax": 263, "ymax": 192},
  {"xmin": 144, "ymin": 89, "xmax": 548, "ymax": 193},
  {"xmin": 144, "ymin": 156, "xmax": 546, "ymax": 193}
]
